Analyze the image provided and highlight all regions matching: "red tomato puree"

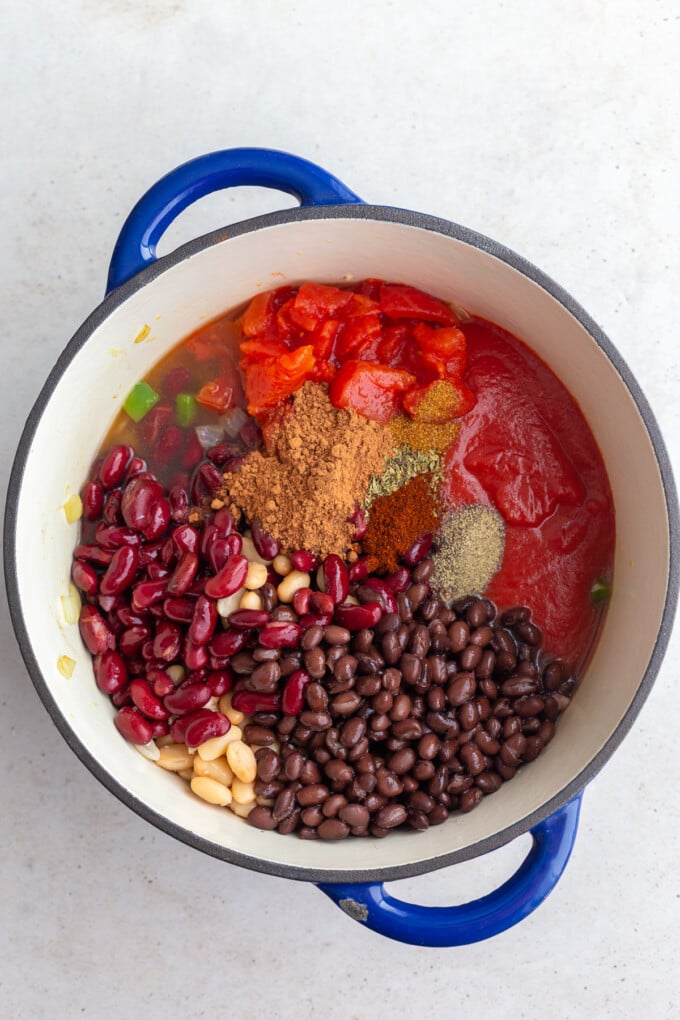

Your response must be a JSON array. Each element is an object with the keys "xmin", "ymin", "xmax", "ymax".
[{"xmin": 441, "ymin": 317, "xmax": 614, "ymax": 669}]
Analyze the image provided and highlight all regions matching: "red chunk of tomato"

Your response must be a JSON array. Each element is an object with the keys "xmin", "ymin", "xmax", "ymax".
[
  {"xmin": 288, "ymin": 283, "xmax": 353, "ymax": 331},
  {"xmin": 242, "ymin": 291, "xmax": 275, "ymax": 339},
  {"xmin": 245, "ymin": 345, "xmax": 316, "ymax": 416},
  {"xmin": 379, "ymin": 283, "xmax": 457, "ymax": 325},
  {"xmin": 309, "ymin": 319, "xmax": 340, "ymax": 361},
  {"xmin": 196, "ymin": 379, "xmax": 233, "ymax": 413},
  {"xmin": 413, "ymin": 323, "xmax": 467, "ymax": 380},
  {"xmin": 334, "ymin": 313, "xmax": 383, "ymax": 361},
  {"xmin": 329, "ymin": 360, "xmax": 415, "ymax": 424},
  {"xmin": 240, "ymin": 338, "xmax": 290, "ymax": 365}
]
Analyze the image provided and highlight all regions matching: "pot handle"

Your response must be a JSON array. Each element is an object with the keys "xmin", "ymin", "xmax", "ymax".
[
  {"xmin": 317, "ymin": 793, "xmax": 582, "ymax": 947},
  {"xmin": 106, "ymin": 148, "xmax": 364, "ymax": 293}
]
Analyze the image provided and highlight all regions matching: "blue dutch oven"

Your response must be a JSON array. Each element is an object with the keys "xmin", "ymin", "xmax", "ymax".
[{"xmin": 5, "ymin": 148, "xmax": 678, "ymax": 946}]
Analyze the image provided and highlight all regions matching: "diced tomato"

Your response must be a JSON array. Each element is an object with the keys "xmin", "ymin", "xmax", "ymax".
[
  {"xmin": 312, "ymin": 359, "xmax": 336, "ymax": 383},
  {"xmin": 355, "ymin": 278, "xmax": 383, "ymax": 301},
  {"xmin": 186, "ymin": 334, "xmax": 219, "ymax": 361},
  {"xmin": 242, "ymin": 292, "xmax": 275, "ymax": 339},
  {"xmin": 196, "ymin": 379, "xmax": 234, "ymax": 413},
  {"xmin": 344, "ymin": 293, "xmax": 381, "ymax": 317},
  {"xmin": 334, "ymin": 313, "xmax": 383, "ymax": 361},
  {"xmin": 403, "ymin": 379, "xmax": 476, "ymax": 421},
  {"xmin": 245, "ymin": 345, "xmax": 316, "ymax": 416},
  {"xmin": 379, "ymin": 283, "xmax": 457, "ymax": 325},
  {"xmin": 413, "ymin": 323, "xmax": 467, "ymax": 380},
  {"xmin": 240, "ymin": 338, "xmax": 290, "ymax": 365},
  {"xmin": 310, "ymin": 319, "xmax": 340, "ymax": 361},
  {"xmin": 275, "ymin": 298, "xmax": 302, "ymax": 344},
  {"xmin": 377, "ymin": 324, "xmax": 410, "ymax": 369},
  {"xmin": 288, "ymin": 283, "xmax": 353, "ymax": 331},
  {"xmin": 329, "ymin": 360, "xmax": 415, "ymax": 424}
]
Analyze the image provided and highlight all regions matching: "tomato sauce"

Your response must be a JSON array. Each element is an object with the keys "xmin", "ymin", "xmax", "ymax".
[{"xmin": 442, "ymin": 317, "xmax": 615, "ymax": 668}]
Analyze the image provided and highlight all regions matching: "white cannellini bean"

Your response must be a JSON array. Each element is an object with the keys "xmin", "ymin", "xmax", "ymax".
[
  {"xmin": 277, "ymin": 570, "xmax": 310, "ymax": 603},
  {"xmin": 272, "ymin": 553, "xmax": 292, "ymax": 576},
  {"xmin": 217, "ymin": 590, "xmax": 244, "ymax": 619},
  {"xmin": 196, "ymin": 726, "xmax": 243, "ymax": 761},
  {"xmin": 218, "ymin": 692, "xmax": 245, "ymax": 725},
  {"xmin": 226, "ymin": 740, "xmax": 257, "ymax": 783},
  {"xmin": 193, "ymin": 756, "xmax": 235, "ymax": 786},
  {"xmin": 190, "ymin": 776, "xmax": 232, "ymax": 806},
  {"xmin": 244, "ymin": 561, "xmax": 268, "ymax": 590},
  {"xmin": 239, "ymin": 590, "xmax": 263, "ymax": 611},
  {"xmin": 229, "ymin": 800, "xmax": 255, "ymax": 818},
  {"xmin": 230, "ymin": 779, "xmax": 256, "ymax": 804}
]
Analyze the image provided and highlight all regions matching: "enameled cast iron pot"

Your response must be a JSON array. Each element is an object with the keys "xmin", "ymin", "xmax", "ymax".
[{"xmin": 5, "ymin": 148, "xmax": 678, "ymax": 947}]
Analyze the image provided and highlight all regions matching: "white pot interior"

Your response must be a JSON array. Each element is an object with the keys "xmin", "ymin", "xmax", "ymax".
[{"xmin": 10, "ymin": 213, "xmax": 671, "ymax": 879}]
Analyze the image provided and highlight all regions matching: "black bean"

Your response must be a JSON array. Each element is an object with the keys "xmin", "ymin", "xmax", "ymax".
[
  {"xmin": 318, "ymin": 818, "xmax": 350, "ymax": 840},
  {"xmin": 323, "ymin": 624, "xmax": 351, "ymax": 645},
  {"xmin": 460, "ymin": 787, "xmax": 484, "ymax": 813},
  {"xmin": 339, "ymin": 803, "xmax": 370, "ymax": 827},
  {"xmin": 248, "ymin": 806, "xmax": 278, "ymax": 830},
  {"xmin": 243, "ymin": 724, "xmax": 276, "ymax": 746},
  {"xmin": 272, "ymin": 787, "xmax": 296, "ymax": 822},
  {"xmin": 256, "ymin": 748, "xmax": 281, "ymax": 782},
  {"xmin": 301, "ymin": 625, "xmax": 323, "ymax": 650},
  {"xmin": 375, "ymin": 803, "xmax": 407, "ymax": 829}
]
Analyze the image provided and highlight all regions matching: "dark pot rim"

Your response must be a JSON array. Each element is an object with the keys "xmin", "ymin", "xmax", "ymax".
[{"xmin": 4, "ymin": 203, "xmax": 679, "ymax": 883}]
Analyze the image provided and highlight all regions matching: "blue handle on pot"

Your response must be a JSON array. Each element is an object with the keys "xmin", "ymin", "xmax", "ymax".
[
  {"xmin": 319, "ymin": 794, "xmax": 582, "ymax": 946},
  {"xmin": 107, "ymin": 150, "xmax": 583, "ymax": 946},
  {"xmin": 106, "ymin": 147, "xmax": 364, "ymax": 293}
]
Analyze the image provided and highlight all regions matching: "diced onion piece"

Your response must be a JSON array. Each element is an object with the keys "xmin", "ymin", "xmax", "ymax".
[
  {"xmin": 195, "ymin": 424, "xmax": 224, "ymax": 450},
  {"xmin": 135, "ymin": 740, "xmax": 160, "ymax": 761},
  {"xmin": 60, "ymin": 583, "xmax": 82, "ymax": 624},
  {"xmin": 57, "ymin": 655, "xmax": 76, "ymax": 678},
  {"xmin": 221, "ymin": 406, "xmax": 248, "ymax": 438},
  {"xmin": 63, "ymin": 493, "xmax": 83, "ymax": 523}
]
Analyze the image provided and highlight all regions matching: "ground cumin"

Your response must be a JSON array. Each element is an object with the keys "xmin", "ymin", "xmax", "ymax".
[
  {"xmin": 220, "ymin": 382, "xmax": 393, "ymax": 557},
  {"xmin": 363, "ymin": 473, "xmax": 440, "ymax": 573}
]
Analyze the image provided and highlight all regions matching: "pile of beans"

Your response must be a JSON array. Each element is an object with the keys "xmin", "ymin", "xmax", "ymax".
[{"xmin": 72, "ymin": 443, "xmax": 575, "ymax": 840}]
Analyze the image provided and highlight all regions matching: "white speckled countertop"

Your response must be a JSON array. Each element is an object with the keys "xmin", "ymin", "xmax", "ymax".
[{"xmin": 2, "ymin": 2, "xmax": 679, "ymax": 1017}]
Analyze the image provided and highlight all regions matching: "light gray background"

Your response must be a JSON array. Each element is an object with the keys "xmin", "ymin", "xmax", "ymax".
[{"xmin": 2, "ymin": 2, "xmax": 679, "ymax": 1018}]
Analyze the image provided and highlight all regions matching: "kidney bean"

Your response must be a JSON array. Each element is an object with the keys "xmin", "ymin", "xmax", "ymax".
[
  {"xmin": 319, "ymin": 554, "xmax": 348, "ymax": 605},
  {"xmin": 403, "ymin": 533, "xmax": 432, "ymax": 567},
  {"xmin": 120, "ymin": 475, "xmax": 163, "ymax": 532},
  {"xmin": 182, "ymin": 710, "xmax": 229, "ymax": 748},
  {"xmin": 277, "ymin": 669, "xmax": 311, "ymax": 716},
  {"xmin": 99, "ymin": 546, "xmax": 139, "ymax": 597},
  {"xmin": 114, "ymin": 706, "xmax": 153, "ymax": 745},
  {"xmin": 131, "ymin": 579, "xmax": 167, "ymax": 611},
  {"xmin": 78, "ymin": 605, "xmax": 115, "ymax": 655},
  {"xmin": 92, "ymin": 650, "xmax": 128, "ymax": 694},
  {"xmin": 333, "ymin": 602, "xmax": 382, "ymax": 630},
  {"xmin": 129, "ymin": 678, "xmax": 169, "ymax": 721},
  {"xmin": 251, "ymin": 518, "xmax": 280, "ymax": 560},
  {"xmin": 73, "ymin": 543, "xmax": 113, "ymax": 566},
  {"xmin": 71, "ymin": 559, "xmax": 99, "ymax": 597},
  {"xmin": 203, "ymin": 554, "xmax": 248, "ymax": 599},
  {"xmin": 164, "ymin": 681, "xmax": 211, "ymax": 715},
  {"xmin": 183, "ymin": 635, "xmax": 208, "ymax": 671},
  {"xmin": 164, "ymin": 551, "xmax": 197, "ymax": 597},
  {"xmin": 99, "ymin": 445, "xmax": 131, "ymax": 490},
  {"xmin": 81, "ymin": 480, "xmax": 104, "ymax": 521}
]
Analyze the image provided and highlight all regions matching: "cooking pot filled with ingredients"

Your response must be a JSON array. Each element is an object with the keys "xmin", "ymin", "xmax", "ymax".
[{"xmin": 5, "ymin": 148, "xmax": 678, "ymax": 947}]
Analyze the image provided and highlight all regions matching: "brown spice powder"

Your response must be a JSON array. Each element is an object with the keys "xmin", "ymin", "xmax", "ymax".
[{"xmin": 219, "ymin": 383, "xmax": 393, "ymax": 557}]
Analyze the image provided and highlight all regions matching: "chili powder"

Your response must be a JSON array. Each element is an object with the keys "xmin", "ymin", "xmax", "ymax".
[{"xmin": 363, "ymin": 473, "xmax": 440, "ymax": 573}]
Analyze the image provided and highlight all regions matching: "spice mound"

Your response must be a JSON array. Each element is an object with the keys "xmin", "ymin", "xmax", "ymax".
[
  {"xmin": 221, "ymin": 382, "xmax": 393, "ymax": 557},
  {"xmin": 431, "ymin": 504, "xmax": 505, "ymax": 601}
]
